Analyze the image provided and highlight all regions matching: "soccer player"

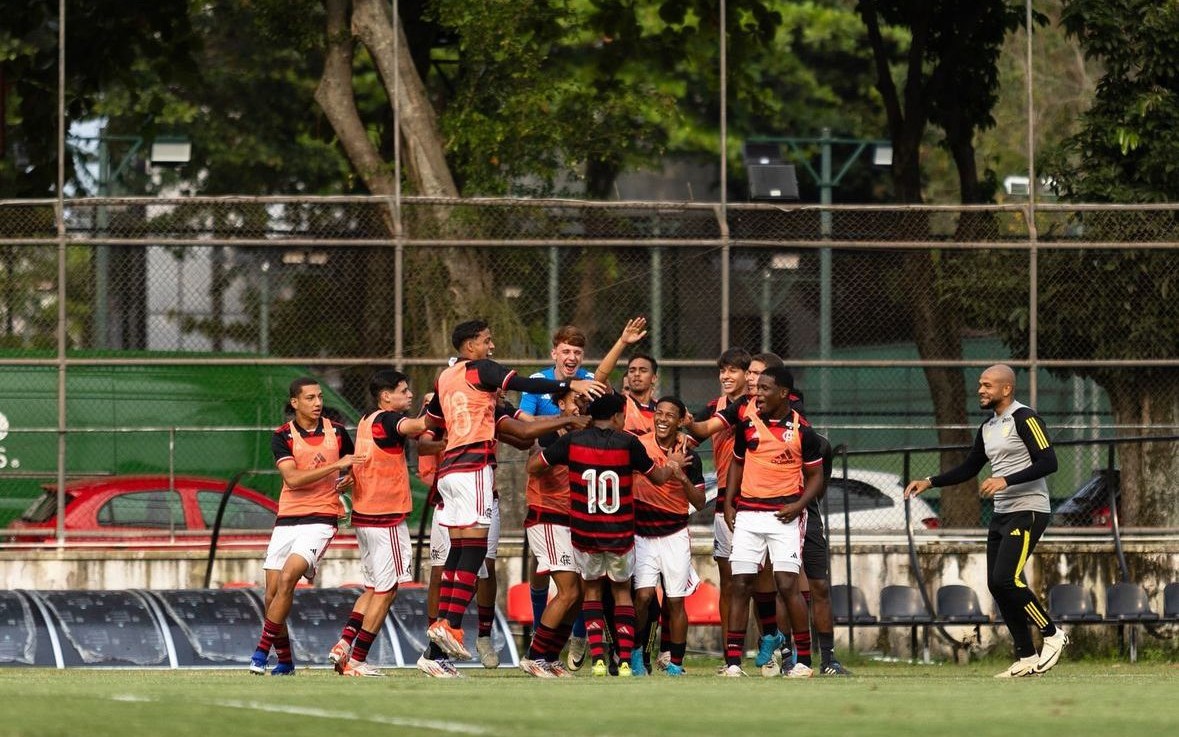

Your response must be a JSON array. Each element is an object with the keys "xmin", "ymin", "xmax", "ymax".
[
  {"xmin": 419, "ymin": 393, "xmax": 586, "ymax": 675},
  {"xmin": 526, "ymin": 393, "xmax": 684, "ymax": 677},
  {"xmin": 905, "ymin": 364, "xmax": 1065, "ymax": 678},
  {"xmin": 622, "ymin": 353, "xmax": 659, "ymax": 436},
  {"xmin": 423, "ymin": 322, "xmax": 605, "ymax": 662},
  {"xmin": 249, "ymin": 377, "xmax": 366, "ymax": 675},
  {"xmin": 518, "ymin": 388, "xmax": 587, "ymax": 677},
  {"xmin": 630, "ymin": 396, "xmax": 706, "ymax": 677},
  {"xmin": 799, "ymin": 432, "xmax": 851, "ymax": 675},
  {"xmin": 689, "ymin": 348, "xmax": 751, "ymax": 657},
  {"xmin": 519, "ymin": 318, "xmax": 649, "ymax": 668},
  {"xmin": 328, "ymin": 369, "xmax": 429, "ymax": 677},
  {"xmin": 720, "ymin": 366, "xmax": 825, "ymax": 678},
  {"xmin": 686, "ymin": 350, "xmax": 793, "ymax": 674}
]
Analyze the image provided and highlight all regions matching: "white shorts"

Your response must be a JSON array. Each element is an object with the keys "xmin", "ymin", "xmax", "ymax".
[
  {"xmin": 574, "ymin": 547, "xmax": 636, "ymax": 583},
  {"xmin": 713, "ymin": 514, "xmax": 733, "ymax": 560},
  {"xmin": 729, "ymin": 510, "xmax": 804, "ymax": 576},
  {"xmin": 356, "ymin": 522, "xmax": 413, "ymax": 593},
  {"xmin": 435, "ymin": 467, "xmax": 495, "ymax": 528},
  {"xmin": 429, "ymin": 497, "xmax": 499, "ymax": 579},
  {"xmin": 263, "ymin": 523, "xmax": 336, "ymax": 581},
  {"xmin": 634, "ymin": 529, "xmax": 700, "ymax": 598},
  {"xmin": 527, "ymin": 523, "xmax": 578, "ymax": 575}
]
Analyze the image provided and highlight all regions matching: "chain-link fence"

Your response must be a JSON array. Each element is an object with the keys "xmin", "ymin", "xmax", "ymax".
[{"xmin": 0, "ymin": 196, "xmax": 1176, "ymax": 542}]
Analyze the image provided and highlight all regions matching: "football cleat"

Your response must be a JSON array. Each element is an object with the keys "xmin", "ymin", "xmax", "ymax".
[
  {"xmin": 783, "ymin": 662, "xmax": 813, "ymax": 679},
  {"xmin": 618, "ymin": 661, "xmax": 632, "ymax": 678},
  {"xmin": 476, "ymin": 636, "xmax": 500, "ymax": 669},
  {"xmin": 1034, "ymin": 629, "xmax": 1068, "ymax": 675},
  {"xmin": 755, "ymin": 632, "xmax": 786, "ymax": 668},
  {"xmin": 995, "ymin": 655, "xmax": 1040, "ymax": 679},
  {"xmin": 329, "ymin": 638, "xmax": 351, "ymax": 674},
  {"xmin": 547, "ymin": 661, "xmax": 575, "ymax": 678},
  {"xmin": 629, "ymin": 649, "xmax": 648, "ymax": 677},
  {"xmin": 655, "ymin": 650, "xmax": 672, "ymax": 671},
  {"xmin": 248, "ymin": 650, "xmax": 268, "ymax": 675},
  {"xmin": 269, "ymin": 661, "xmax": 296, "ymax": 676},
  {"xmin": 417, "ymin": 653, "xmax": 463, "ymax": 678},
  {"xmin": 821, "ymin": 660, "xmax": 852, "ymax": 676},
  {"xmin": 519, "ymin": 658, "xmax": 556, "ymax": 678},
  {"xmin": 717, "ymin": 664, "xmax": 747, "ymax": 677},
  {"xmin": 427, "ymin": 620, "xmax": 472, "ymax": 661},
  {"xmin": 566, "ymin": 636, "xmax": 587, "ymax": 671},
  {"xmin": 665, "ymin": 663, "xmax": 686, "ymax": 677},
  {"xmin": 340, "ymin": 659, "xmax": 385, "ymax": 677},
  {"xmin": 591, "ymin": 659, "xmax": 608, "ymax": 678}
]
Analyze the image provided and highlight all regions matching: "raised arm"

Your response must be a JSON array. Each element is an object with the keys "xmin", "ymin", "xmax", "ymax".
[{"xmin": 593, "ymin": 317, "xmax": 648, "ymax": 383}]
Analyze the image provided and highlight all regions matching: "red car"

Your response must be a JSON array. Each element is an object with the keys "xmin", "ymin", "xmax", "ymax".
[{"xmin": 7, "ymin": 475, "xmax": 287, "ymax": 548}]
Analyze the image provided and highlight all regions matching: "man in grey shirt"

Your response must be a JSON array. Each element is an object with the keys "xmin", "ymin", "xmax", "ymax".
[{"xmin": 905, "ymin": 364, "xmax": 1067, "ymax": 678}]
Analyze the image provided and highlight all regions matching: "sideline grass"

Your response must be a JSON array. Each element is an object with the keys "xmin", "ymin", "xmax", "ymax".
[{"xmin": 1, "ymin": 659, "xmax": 1175, "ymax": 737}]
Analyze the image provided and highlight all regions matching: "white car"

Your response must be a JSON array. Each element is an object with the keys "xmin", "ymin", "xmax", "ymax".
[{"xmin": 696, "ymin": 468, "xmax": 939, "ymax": 532}]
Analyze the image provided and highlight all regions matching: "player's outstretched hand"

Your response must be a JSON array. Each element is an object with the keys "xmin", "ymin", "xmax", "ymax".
[
  {"xmin": 619, "ymin": 316, "xmax": 648, "ymax": 345},
  {"xmin": 570, "ymin": 378, "xmax": 608, "ymax": 399},
  {"xmin": 568, "ymin": 414, "xmax": 592, "ymax": 430},
  {"xmin": 903, "ymin": 477, "xmax": 931, "ymax": 500}
]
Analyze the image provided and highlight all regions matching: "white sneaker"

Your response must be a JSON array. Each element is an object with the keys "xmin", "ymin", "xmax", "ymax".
[
  {"xmin": 566, "ymin": 636, "xmax": 587, "ymax": 671},
  {"xmin": 655, "ymin": 650, "xmax": 672, "ymax": 671},
  {"xmin": 340, "ymin": 659, "xmax": 385, "ymax": 677},
  {"xmin": 717, "ymin": 664, "xmax": 747, "ymax": 677},
  {"xmin": 995, "ymin": 655, "xmax": 1039, "ymax": 678},
  {"xmin": 783, "ymin": 662, "xmax": 814, "ymax": 679},
  {"xmin": 1034, "ymin": 630, "xmax": 1068, "ymax": 674},
  {"xmin": 417, "ymin": 653, "xmax": 463, "ymax": 678},
  {"xmin": 760, "ymin": 649, "xmax": 783, "ymax": 678},
  {"xmin": 476, "ymin": 635, "xmax": 500, "ymax": 669},
  {"xmin": 547, "ymin": 660, "xmax": 575, "ymax": 678},
  {"xmin": 519, "ymin": 658, "xmax": 557, "ymax": 678}
]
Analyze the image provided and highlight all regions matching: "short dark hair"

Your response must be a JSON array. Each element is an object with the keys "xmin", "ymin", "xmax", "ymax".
[
  {"xmin": 751, "ymin": 352, "xmax": 784, "ymax": 370},
  {"xmin": 760, "ymin": 366, "xmax": 794, "ymax": 391},
  {"xmin": 588, "ymin": 393, "xmax": 626, "ymax": 420},
  {"xmin": 452, "ymin": 319, "xmax": 489, "ymax": 350},
  {"xmin": 369, "ymin": 369, "xmax": 408, "ymax": 398},
  {"xmin": 627, "ymin": 353, "xmax": 659, "ymax": 375},
  {"xmin": 552, "ymin": 325, "xmax": 587, "ymax": 348},
  {"xmin": 289, "ymin": 376, "xmax": 319, "ymax": 399},
  {"xmin": 717, "ymin": 347, "xmax": 752, "ymax": 371},
  {"xmin": 655, "ymin": 395, "xmax": 686, "ymax": 418}
]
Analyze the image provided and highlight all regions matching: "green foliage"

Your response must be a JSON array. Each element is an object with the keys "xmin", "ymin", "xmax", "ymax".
[{"xmin": 1046, "ymin": 0, "xmax": 1179, "ymax": 202}]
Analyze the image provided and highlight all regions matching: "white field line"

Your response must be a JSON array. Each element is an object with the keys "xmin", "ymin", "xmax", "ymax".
[{"xmin": 107, "ymin": 695, "xmax": 490, "ymax": 735}]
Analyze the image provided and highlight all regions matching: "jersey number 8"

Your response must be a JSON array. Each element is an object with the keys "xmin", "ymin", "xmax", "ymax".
[{"xmin": 581, "ymin": 469, "xmax": 621, "ymax": 514}]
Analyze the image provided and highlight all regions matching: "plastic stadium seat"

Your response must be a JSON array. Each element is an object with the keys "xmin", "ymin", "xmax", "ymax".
[
  {"xmin": 879, "ymin": 585, "xmax": 932, "ymax": 662},
  {"xmin": 830, "ymin": 584, "xmax": 877, "ymax": 625},
  {"xmin": 1105, "ymin": 582, "xmax": 1160, "ymax": 622},
  {"xmin": 684, "ymin": 581, "xmax": 722, "ymax": 626},
  {"xmin": 1164, "ymin": 583, "xmax": 1179, "ymax": 621},
  {"xmin": 935, "ymin": 585, "xmax": 990, "ymax": 624},
  {"xmin": 879, "ymin": 585, "xmax": 932, "ymax": 623},
  {"xmin": 1047, "ymin": 584, "xmax": 1102, "ymax": 623},
  {"xmin": 1105, "ymin": 582, "xmax": 1159, "ymax": 663}
]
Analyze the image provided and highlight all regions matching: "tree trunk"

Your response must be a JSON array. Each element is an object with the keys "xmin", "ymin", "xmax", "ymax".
[
  {"xmin": 1104, "ymin": 376, "xmax": 1179, "ymax": 527},
  {"xmin": 861, "ymin": 1, "xmax": 979, "ymax": 523}
]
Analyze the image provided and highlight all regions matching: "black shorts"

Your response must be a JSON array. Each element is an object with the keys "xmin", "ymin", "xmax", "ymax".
[{"xmin": 801, "ymin": 512, "xmax": 829, "ymax": 581}]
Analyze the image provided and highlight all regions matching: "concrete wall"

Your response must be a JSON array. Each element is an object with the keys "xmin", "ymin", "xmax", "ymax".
[{"xmin": 3, "ymin": 537, "xmax": 1175, "ymax": 660}]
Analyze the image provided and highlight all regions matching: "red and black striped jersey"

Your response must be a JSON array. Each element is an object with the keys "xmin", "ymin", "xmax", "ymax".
[
  {"xmin": 539, "ymin": 426, "xmax": 656, "ymax": 554},
  {"xmin": 425, "ymin": 359, "xmax": 517, "ymax": 478}
]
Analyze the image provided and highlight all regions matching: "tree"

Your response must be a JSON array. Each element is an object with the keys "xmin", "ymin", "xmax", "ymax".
[
  {"xmin": 856, "ymin": 1, "xmax": 1034, "ymax": 525},
  {"xmin": 994, "ymin": 0, "xmax": 1179, "ymax": 526}
]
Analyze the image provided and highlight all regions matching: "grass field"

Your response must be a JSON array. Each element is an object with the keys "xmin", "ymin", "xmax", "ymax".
[{"xmin": 2, "ymin": 657, "xmax": 1175, "ymax": 737}]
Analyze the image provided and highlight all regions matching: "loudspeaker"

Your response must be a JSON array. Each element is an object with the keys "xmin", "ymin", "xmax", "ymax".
[{"xmin": 748, "ymin": 164, "xmax": 799, "ymax": 201}]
